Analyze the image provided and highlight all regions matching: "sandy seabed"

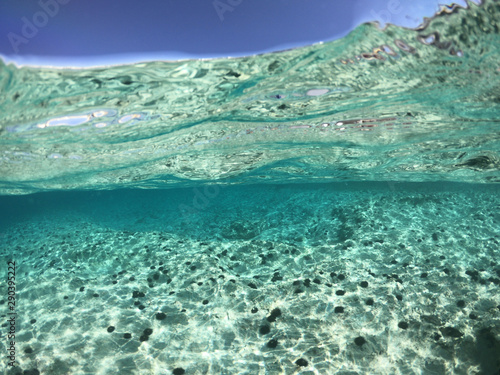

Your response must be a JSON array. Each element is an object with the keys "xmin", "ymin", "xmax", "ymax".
[{"xmin": 0, "ymin": 183, "xmax": 499, "ymax": 375}]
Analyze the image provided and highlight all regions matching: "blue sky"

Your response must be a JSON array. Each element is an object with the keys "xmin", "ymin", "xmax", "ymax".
[{"xmin": 0, "ymin": 0, "xmax": 472, "ymax": 67}]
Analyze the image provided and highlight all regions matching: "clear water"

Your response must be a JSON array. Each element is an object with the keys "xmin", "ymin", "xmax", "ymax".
[{"xmin": 0, "ymin": 2, "xmax": 499, "ymax": 375}]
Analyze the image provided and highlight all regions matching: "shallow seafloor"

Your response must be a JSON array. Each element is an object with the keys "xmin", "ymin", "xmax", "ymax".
[{"xmin": 0, "ymin": 182, "xmax": 499, "ymax": 375}]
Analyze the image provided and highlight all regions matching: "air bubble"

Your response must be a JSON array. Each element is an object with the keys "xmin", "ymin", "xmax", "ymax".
[
  {"xmin": 306, "ymin": 89, "xmax": 329, "ymax": 97},
  {"xmin": 395, "ymin": 39, "xmax": 416, "ymax": 54},
  {"xmin": 118, "ymin": 113, "xmax": 144, "ymax": 124},
  {"xmin": 380, "ymin": 45, "xmax": 397, "ymax": 56},
  {"xmin": 46, "ymin": 115, "xmax": 90, "ymax": 127},
  {"xmin": 418, "ymin": 34, "xmax": 436, "ymax": 45}
]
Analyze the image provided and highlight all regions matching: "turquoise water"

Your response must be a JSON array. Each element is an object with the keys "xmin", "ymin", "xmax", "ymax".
[{"xmin": 0, "ymin": 2, "xmax": 499, "ymax": 374}]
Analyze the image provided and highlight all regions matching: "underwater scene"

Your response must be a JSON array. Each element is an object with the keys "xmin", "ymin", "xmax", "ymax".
[{"xmin": 0, "ymin": 1, "xmax": 500, "ymax": 374}]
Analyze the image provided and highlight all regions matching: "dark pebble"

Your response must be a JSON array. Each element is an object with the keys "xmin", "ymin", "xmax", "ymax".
[
  {"xmin": 202, "ymin": 300, "xmax": 209, "ymax": 305},
  {"xmin": 420, "ymin": 273, "xmax": 428, "ymax": 278},
  {"xmin": 335, "ymin": 290, "xmax": 345, "ymax": 296},
  {"xmin": 248, "ymin": 283, "xmax": 257, "ymax": 289},
  {"xmin": 338, "ymin": 274, "xmax": 346, "ymax": 280},
  {"xmin": 251, "ymin": 308, "xmax": 258, "ymax": 314},
  {"xmin": 334, "ymin": 306, "xmax": 344, "ymax": 313},
  {"xmin": 469, "ymin": 313, "xmax": 478, "ymax": 319},
  {"xmin": 124, "ymin": 333, "xmax": 132, "ymax": 339},
  {"xmin": 267, "ymin": 315, "xmax": 278, "ymax": 323},
  {"xmin": 23, "ymin": 370, "xmax": 40, "ymax": 375},
  {"xmin": 267, "ymin": 338, "xmax": 278, "ymax": 348},
  {"xmin": 398, "ymin": 321, "xmax": 409, "ymax": 330},
  {"xmin": 156, "ymin": 312, "xmax": 167, "ymax": 320},
  {"xmin": 295, "ymin": 358, "xmax": 308, "ymax": 367},
  {"xmin": 139, "ymin": 334, "xmax": 149, "ymax": 342},
  {"xmin": 269, "ymin": 308, "xmax": 281, "ymax": 318},
  {"xmin": 303, "ymin": 279, "xmax": 311, "ymax": 287},
  {"xmin": 294, "ymin": 289, "xmax": 304, "ymax": 294},
  {"xmin": 354, "ymin": 336, "xmax": 366, "ymax": 346},
  {"xmin": 440, "ymin": 326, "xmax": 463, "ymax": 338},
  {"xmin": 466, "ymin": 270, "xmax": 479, "ymax": 277},
  {"xmin": 457, "ymin": 300, "xmax": 466, "ymax": 308},
  {"xmin": 24, "ymin": 347, "xmax": 33, "ymax": 354},
  {"xmin": 138, "ymin": 305, "xmax": 146, "ymax": 310},
  {"xmin": 313, "ymin": 278, "xmax": 321, "ymax": 284},
  {"xmin": 173, "ymin": 368, "xmax": 185, "ymax": 375},
  {"xmin": 30, "ymin": 319, "xmax": 36, "ymax": 324},
  {"xmin": 107, "ymin": 326, "xmax": 115, "ymax": 333},
  {"xmin": 360, "ymin": 281, "xmax": 368, "ymax": 288},
  {"xmin": 366, "ymin": 298, "xmax": 374, "ymax": 306},
  {"xmin": 132, "ymin": 291, "xmax": 145, "ymax": 298},
  {"xmin": 79, "ymin": 287, "xmax": 85, "ymax": 292},
  {"xmin": 396, "ymin": 294, "xmax": 403, "ymax": 301},
  {"xmin": 259, "ymin": 325, "xmax": 270, "ymax": 335},
  {"xmin": 271, "ymin": 274, "xmax": 283, "ymax": 282},
  {"xmin": 93, "ymin": 293, "xmax": 99, "ymax": 298}
]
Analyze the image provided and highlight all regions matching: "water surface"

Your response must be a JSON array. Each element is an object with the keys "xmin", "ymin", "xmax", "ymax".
[{"xmin": 0, "ymin": 1, "xmax": 499, "ymax": 374}]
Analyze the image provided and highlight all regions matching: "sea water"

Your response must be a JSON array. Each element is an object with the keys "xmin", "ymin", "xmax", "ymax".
[{"xmin": 0, "ymin": 1, "xmax": 499, "ymax": 374}]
